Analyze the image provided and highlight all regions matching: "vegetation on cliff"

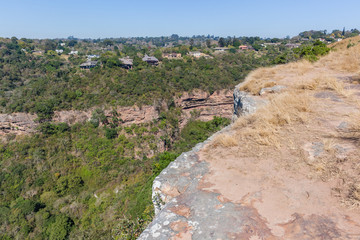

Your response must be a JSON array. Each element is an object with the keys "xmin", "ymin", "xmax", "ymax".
[{"xmin": 0, "ymin": 112, "xmax": 230, "ymax": 239}]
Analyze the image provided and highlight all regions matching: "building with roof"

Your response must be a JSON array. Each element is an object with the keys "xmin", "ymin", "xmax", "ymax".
[
  {"xmin": 214, "ymin": 47, "xmax": 229, "ymax": 52},
  {"xmin": 80, "ymin": 61, "xmax": 98, "ymax": 69},
  {"xmin": 142, "ymin": 54, "xmax": 159, "ymax": 65},
  {"xmin": 285, "ymin": 43, "xmax": 301, "ymax": 49},
  {"xmin": 119, "ymin": 56, "xmax": 134, "ymax": 69},
  {"xmin": 162, "ymin": 53, "xmax": 182, "ymax": 60},
  {"xmin": 188, "ymin": 51, "xmax": 201, "ymax": 58}
]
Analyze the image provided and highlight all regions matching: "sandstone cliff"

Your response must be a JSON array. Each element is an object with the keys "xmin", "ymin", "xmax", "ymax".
[
  {"xmin": 0, "ymin": 89, "xmax": 233, "ymax": 138},
  {"xmin": 139, "ymin": 38, "xmax": 360, "ymax": 239}
]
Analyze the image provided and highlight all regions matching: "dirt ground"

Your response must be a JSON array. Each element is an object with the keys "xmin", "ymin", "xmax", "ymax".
[{"xmin": 200, "ymin": 60, "xmax": 360, "ymax": 239}]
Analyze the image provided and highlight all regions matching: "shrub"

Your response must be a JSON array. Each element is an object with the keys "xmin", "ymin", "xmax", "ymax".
[
  {"xmin": 105, "ymin": 127, "xmax": 118, "ymax": 139},
  {"xmin": 46, "ymin": 214, "xmax": 74, "ymax": 240}
]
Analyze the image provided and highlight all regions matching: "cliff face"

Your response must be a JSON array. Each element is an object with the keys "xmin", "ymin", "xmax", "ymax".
[
  {"xmin": 0, "ymin": 89, "xmax": 233, "ymax": 138},
  {"xmin": 0, "ymin": 113, "xmax": 38, "ymax": 137},
  {"xmin": 139, "ymin": 45, "xmax": 360, "ymax": 239}
]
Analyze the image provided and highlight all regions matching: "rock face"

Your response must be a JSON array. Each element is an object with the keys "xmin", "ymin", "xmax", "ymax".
[
  {"xmin": 0, "ymin": 89, "xmax": 234, "ymax": 136},
  {"xmin": 232, "ymin": 84, "xmax": 266, "ymax": 122},
  {"xmin": 139, "ymin": 126, "xmax": 233, "ymax": 240},
  {"xmin": 52, "ymin": 105, "xmax": 160, "ymax": 126},
  {"xmin": 176, "ymin": 89, "xmax": 233, "ymax": 127},
  {"xmin": 0, "ymin": 113, "xmax": 38, "ymax": 137},
  {"xmin": 259, "ymin": 85, "xmax": 286, "ymax": 95}
]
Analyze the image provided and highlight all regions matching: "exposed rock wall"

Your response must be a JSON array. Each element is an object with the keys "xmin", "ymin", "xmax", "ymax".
[
  {"xmin": 176, "ymin": 89, "xmax": 233, "ymax": 127},
  {"xmin": 0, "ymin": 113, "xmax": 38, "ymax": 137},
  {"xmin": 0, "ymin": 89, "xmax": 234, "ymax": 136},
  {"xmin": 139, "ymin": 126, "xmax": 232, "ymax": 240}
]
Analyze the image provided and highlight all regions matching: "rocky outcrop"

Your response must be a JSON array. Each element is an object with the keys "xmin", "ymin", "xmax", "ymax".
[
  {"xmin": 232, "ymin": 84, "xmax": 267, "ymax": 122},
  {"xmin": 176, "ymin": 89, "xmax": 233, "ymax": 127},
  {"xmin": 0, "ymin": 113, "xmax": 38, "ymax": 136},
  {"xmin": 259, "ymin": 85, "xmax": 286, "ymax": 95},
  {"xmin": 0, "ymin": 89, "xmax": 234, "ymax": 136},
  {"xmin": 139, "ymin": 126, "xmax": 232, "ymax": 240},
  {"xmin": 52, "ymin": 105, "xmax": 159, "ymax": 126}
]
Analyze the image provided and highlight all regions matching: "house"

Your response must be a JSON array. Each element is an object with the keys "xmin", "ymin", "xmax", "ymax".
[
  {"xmin": 119, "ymin": 56, "xmax": 133, "ymax": 69},
  {"xmin": 239, "ymin": 45, "xmax": 248, "ymax": 50},
  {"xmin": 80, "ymin": 61, "xmax": 98, "ymax": 69},
  {"xmin": 55, "ymin": 49, "xmax": 63, "ymax": 54},
  {"xmin": 69, "ymin": 50, "xmax": 78, "ymax": 55},
  {"xmin": 86, "ymin": 54, "xmax": 100, "ymax": 60},
  {"xmin": 188, "ymin": 51, "xmax": 213, "ymax": 59},
  {"xmin": 263, "ymin": 43, "xmax": 281, "ymax": 47},
  {"xmin": 162, "ymin": 53, "xmax": 182, "ymax": 59},
  {"xmin": 60, "ymin": 43, "xmax": 66, "ymax": 47},
  {"xmin": 142, "ymin": 54, "xmax": 159, "ymax": 65},
  {"xmin": 214, "ymin": 47, "xmax": 229, "ymax": 52},
  {"xmin": 285, "ymin": 43, "xmax": 301, "ymax": 49},
  {"xmin": 32, "ymin": 50, "xmax": 43, "ymax": 55},
  {"xmin": 188, "ymin": 51, "xmax": 201, "ymax": 58}
]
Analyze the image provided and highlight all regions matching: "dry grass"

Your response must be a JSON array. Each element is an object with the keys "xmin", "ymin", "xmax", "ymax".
[
  {"xmin": 317, "ymin": 40, "xmax": 360, "ymax": 73},
  {"xmin": 328, "ymin": 36, "xmax": 360, "ymax": 50},
  {"xmin": 238, "ymin": 67, "xmax": 279, "ymax": 94},
  {"xmin": 212, "ymin": 133, "xmax": 239, "ymax": 148},
  {"xmin": 212, "ymin": 91, "xmax": 312, "ymax": 148},
  {"xmin": 286, "ymin": 60, "xmax": 314, "ymax": 76},
  {"xmin": 296, "ymin": 71, "xmax": 350, "ymax": 97}
]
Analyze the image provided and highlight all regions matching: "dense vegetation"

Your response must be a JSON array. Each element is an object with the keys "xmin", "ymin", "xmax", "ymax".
[
  {"xmin": 0, "ymin": 33, "xmax": 332, "ymax": 239},
  {"xmin": 0, "ymin": 111, "xmax": 230, "ymax": 239}
]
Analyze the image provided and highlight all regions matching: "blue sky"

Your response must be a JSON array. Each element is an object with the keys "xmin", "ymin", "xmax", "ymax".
[{"xmin": 0, "ymin": 0, "xmax": 359, "ymax": 39}]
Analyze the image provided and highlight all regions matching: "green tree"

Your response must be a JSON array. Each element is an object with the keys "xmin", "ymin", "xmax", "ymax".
[
  {"xmin": 218, "ymin": 37, "xmax": 226, "ymax": 47},
  {"xmin": 46, "ymin": 215, "xmax": 74, "ymax": 240}
]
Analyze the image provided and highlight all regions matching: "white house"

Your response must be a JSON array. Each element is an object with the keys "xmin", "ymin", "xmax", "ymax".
[
  {"xmin": 188, "ymin": 51, "xmax": 201, "ymax": 58},
  {"xmin": 69, "ymin": 50, "xmax": 78, "ymax": 55}
]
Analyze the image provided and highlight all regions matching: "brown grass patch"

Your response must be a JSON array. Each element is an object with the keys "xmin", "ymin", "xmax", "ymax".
[
  {"xmin": 328, "ymin": 36, "xmax": 360, "ymax": 50},
  {"xmin": 212, "ymin": 134, "xmax": 238, "ymax": 148},
  {"xmin": 238, "ymin": 67, "xmax": 278, "ymax": 94},
  {"xmin": 317, "ymin": 43, "xmax": 360, "ymax": 73},
  {"xmin": 212, "ymin": 91, "xmax": 312, "ymax": 148},
  {"xmin": 297, "ymin": 72, "xmax": 350, "ymax": 97}
]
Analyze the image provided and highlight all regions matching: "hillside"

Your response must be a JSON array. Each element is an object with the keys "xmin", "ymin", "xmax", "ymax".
[{"xmin": 140, "ymin": 37, "xmax": 360, "ymax": 239}]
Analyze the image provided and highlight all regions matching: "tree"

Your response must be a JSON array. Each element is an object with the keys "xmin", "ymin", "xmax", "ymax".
[
  {"xmin": 68, "ymin": 40, "xmax": 77, "ymax": 47},
  {"xmin": 232, "ymin": 37, "xmax": 241, "ymax": 47},
  {"xmin": 44, "ymin": 40, "xmax": 56, "ymax": 53},
  {"xmin": 46, "ymin": 215, "xmax": 74, "ymax": 240},
  {"xmin": 189, "ymin": 38, "xmax": 194, "ymax": 50},
  {"xmin": 342, "ymin": 27, "xmax": 346, "ymax": 36},
  {"xmin": 218, "ymin": 37, "xmax": 226, "ymax": 47},
  {"xmin": 206, "ymin": 39, "xmax": 211, "ymax": 48}
]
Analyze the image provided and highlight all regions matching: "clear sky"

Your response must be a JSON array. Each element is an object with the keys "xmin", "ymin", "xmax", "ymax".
[{"xmin": 0, "ymin": 0, "xmax": 359, "ymax": 39}]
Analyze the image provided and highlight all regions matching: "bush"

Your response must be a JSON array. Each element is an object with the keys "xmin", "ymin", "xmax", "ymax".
[
  {"xmin": 152, "ymin": 152, "xmax": 178, "ymax": 175},
  {"xmin": 38, "ymin": 122, "xmax": 70, "ymax": 135},
  {"xmin": 105, "ymin": 127, "xmax": 118, "ymax": 139},
  {"xmin": 46, "ymin": 214, "xmax": 74, "ymax": 240}
]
